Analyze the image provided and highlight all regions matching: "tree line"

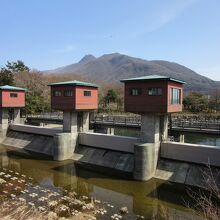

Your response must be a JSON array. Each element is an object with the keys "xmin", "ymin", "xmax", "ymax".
[{"xmin": 0, "ymin": 60, "xmax": 219, "ymax": 114}]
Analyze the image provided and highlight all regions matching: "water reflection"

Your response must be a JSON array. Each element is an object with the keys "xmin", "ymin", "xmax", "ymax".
[
  {"xmin": 115, "ymin": 127, "xmax": 220, "ymax": 147},
  {"xmin": 0, "ymin": 145, "xmax": 203, "ymax": 220}
]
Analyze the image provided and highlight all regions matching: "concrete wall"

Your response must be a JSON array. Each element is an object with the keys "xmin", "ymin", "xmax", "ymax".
[
  {"xmin": 78, "ymin": 132, "xmax": 140, "ymax": 153},
  {"xmin": 161, "ymin": 141, "xmax": 220, "ymax": 167},
  {"xmin": 3, "ymin": 130, "xmax": 54, "ymax": 156},
  {"xmin": 9, "ymin": 124, "xmax": 62, "ymax": 136}
]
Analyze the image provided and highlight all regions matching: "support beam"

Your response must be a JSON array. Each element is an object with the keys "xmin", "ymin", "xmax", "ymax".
[
  {"xmin": 13, "ymin": 108, "xmax": 21, "ymax": 124},
  {"xmin": 82, "ymin": 112, "xmax": 90, "ymax": 132},
  {"xmin": 0, "ymin": 108, "xmax": 8, "ymax": 139},
  {"xmin": 140, "ymin": 114, "xmax": 160, "ymax": 143},
  {"xmin": 63, "ymin": 111, "xmax": 77, "ymax": 133}
]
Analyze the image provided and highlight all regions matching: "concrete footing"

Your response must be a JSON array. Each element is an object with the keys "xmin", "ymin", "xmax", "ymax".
[
  {"xmin": 133, "ymin": 142, "xmax": 160, "ymax": 181},
  {"xmin": 53, "ymin": 133, "xmax": 77, "ymax": 161}
]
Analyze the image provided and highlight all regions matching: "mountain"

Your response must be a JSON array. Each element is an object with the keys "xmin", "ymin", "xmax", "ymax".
[{"xmin": 46, "ymin": 53, "xmax": 219, "ymax": 93}]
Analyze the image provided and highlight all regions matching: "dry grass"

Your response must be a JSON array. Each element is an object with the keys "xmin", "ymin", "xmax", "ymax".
[{"xmin": 187, "ymin": 164, "xmax": 220, "ymax": 220}]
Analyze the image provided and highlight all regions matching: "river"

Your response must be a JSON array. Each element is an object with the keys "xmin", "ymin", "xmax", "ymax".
[{"xmin": 0, "ymin": 145, "xmax": 204, "ymax": 220}]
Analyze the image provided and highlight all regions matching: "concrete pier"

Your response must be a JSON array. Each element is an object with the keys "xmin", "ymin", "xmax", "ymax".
[
  {"xmin": 0, "ymin": 109, "xmax": 8, "ymax": 139},
  {"xmin": 81, "ymin": 112, "xmax": 90, "ymax": 132},
  {"xmin": 63, "ymin": 111, "xmax": 77, "ymax": 133},
  {"xmin": 160, "ymin": 114, "xmax": 168, "ymax": 141},
  {"xmin": 140, "ymin": 114, "xmax": 160, "ymax": 143},
  {"xmin": 53, "ymin": 111, "xmax": 79, "ymax": 161},
  {"xmin": 134, "ymin": 114, "xmax": 166, "ymax": 181},
  {"xmin": 54, "ymin": 133, "xmax": 77, "ymax": 161}
]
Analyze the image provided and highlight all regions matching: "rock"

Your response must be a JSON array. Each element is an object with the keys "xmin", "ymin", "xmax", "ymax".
[
  {"xmin": 48, "ymin": 200, "xmax": 58, "ymax": 210},
  {"xmin": 0, "ymin": 178, "xmax": 6, "ymax": 184},
  {"xmin": 119, "ymin": 206, "xmax": 128, "ymax": 214},
  {"xmin": 47, "ymin": 211, "xmax": 58, "ymax": 220},
  {"xmin": 56, "ymin": 204, "xmax": 70, "ymax": 217}
]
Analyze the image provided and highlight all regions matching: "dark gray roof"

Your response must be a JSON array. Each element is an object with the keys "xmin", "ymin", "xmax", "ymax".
[
  {"xmin": 48, "ymin": 80, "xmax": 99, "ymax": 88},
  {"xmin": 120, "ymin": 75, "xmax": 185, "ymax": 84},
  {"xmin": 0, "ymin": 85, "xmax": 27, "ymax": 91}
]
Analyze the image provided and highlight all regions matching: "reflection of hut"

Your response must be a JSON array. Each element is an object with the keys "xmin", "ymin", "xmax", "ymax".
[{"xmin": 0, "ymin": 85, "xmax": 26, "ymax": 139}]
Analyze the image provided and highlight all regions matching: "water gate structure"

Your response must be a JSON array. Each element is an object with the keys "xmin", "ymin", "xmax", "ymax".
[
  {"xmin": 0, "ymin": 85, "xmax": 26, "ymax": 140},
  {"xmin": 1, "ymin": 76, "xmax": 220, "ymax": 187}
]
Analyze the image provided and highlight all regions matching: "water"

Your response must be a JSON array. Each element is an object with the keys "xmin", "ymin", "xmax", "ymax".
[
  {"xmin": 171, "ymin": 131, "xmax": 220, "ymax": 146},
  {"xmin": 0, "ymin": 145, "xmax": 203, "ymax": 220},
  {"xmin": 115, "ymin": 128, "xmax": 220, "ymax": 147}
]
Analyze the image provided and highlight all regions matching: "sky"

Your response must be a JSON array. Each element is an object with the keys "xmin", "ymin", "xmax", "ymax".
[{"xmin": 0, "ymin": 0, "xmax": 220, "ymax": 80}]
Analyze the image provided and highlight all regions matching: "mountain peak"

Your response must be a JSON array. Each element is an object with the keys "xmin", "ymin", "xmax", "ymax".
[
  {"xmin": 46, "ymin": 53, "xmax": 218, "ymax": 93},
  {"xmin": 79, "ymin": 54, "xmax": 96, "ymax": 64}
]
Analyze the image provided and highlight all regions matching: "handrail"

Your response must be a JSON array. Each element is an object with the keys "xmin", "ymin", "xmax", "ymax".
[{"xmin": 26, "ymin": 113, "xmax": 220, "ymax": 130}]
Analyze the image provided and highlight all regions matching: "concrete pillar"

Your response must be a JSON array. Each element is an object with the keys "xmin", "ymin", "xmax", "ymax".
[
  {"xmin": 63, "ymin": 111, "xmax": 77, "ymax": 133},
  {"xmin": 0, "ymin": 108, "xmax": 9, "ymax": 139},
  {"xmin": 54, "ymin": 110, "xmax": 78, "ymax": 161},
  {"xmin": 134, "ymin": 142, "xmax": 160, "ymax": 181},
  {"xmin": 53, "ymin": 133, "xmax": 77, "ymax": 161},
  {"xmin": 94, "ymin": 126, "xmax": 114, "ymax": 135},
  {"xmin": 160, "ymin": 114, "xmax": 168, "ymax": 142},
  {"xmin": 107, "ymin": 127, "xmax": 114, "ymax": 135},
  {"xmin": 13, "ymin": 108, "xmax": 21, "ymax": 124},
  {"xmin": 82, "ymin": 111, "xmax": 90, "ymax": 132},
  {"xmin": 134, "ymin": 113, "xmax": 165, "ymax": 181},
  {"xmin": 180, "ymin": 134, "xmax": 185, "ymax": 143},
  {"xmin": 140, "ymin": 114, "xmax": 160, "ymax": 143}
]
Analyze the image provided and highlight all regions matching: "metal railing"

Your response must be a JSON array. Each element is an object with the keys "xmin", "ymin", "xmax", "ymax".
[
  {"xmin": 91, "ymin": 114, "xmax": 141, "ymax": 127},
  {"xmin": 26, "ymin": 113, "xmax": 220, "ymax": 132}
]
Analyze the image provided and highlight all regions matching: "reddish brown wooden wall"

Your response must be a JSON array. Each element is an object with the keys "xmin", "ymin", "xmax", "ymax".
[
  {"xmin": 167, "ymin": 81, "xmax": 183, "ymax": 112},
  {"xmin": 50, "ymin": 86, "xmax": 98, "ymax": 111},
  {"xmin": 124, "ymin": 80, "xmax": 168, "ymax": 113},
  {"xmin": 1, "ymin": 90, "xmax": 25, "ymax": 107},
  {"xmin": 51, "ymin": 86, "xmax": 75, "ymax": 110},
  {"xmin": 124, "ymin": 80, "xmax": 183, "ymax": 113},
  {"xmin": 75, "ymin": 86, "xmax": 98, "ymax": 110}
]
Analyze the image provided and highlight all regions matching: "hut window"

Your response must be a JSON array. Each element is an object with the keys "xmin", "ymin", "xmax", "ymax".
[
  {"xmin": 10, "ymin": 93, "xmax": 18, "ymax": 98},
  {"xmin": 64, "ymin": 90, "xmax": 73, "ymax": 97},
  {"xmin": 148, "ymin": 88, "xmax": 162, "ymax": 96},
  {"xmin": 84, "ymin": 91, "xmax": 91, "ymax": 96},
  {"xmin": 130, "ymin": 88, "xmax": 141, "ymax": 96},
  {"xmin": 170, "ymin": 88, "xmax": 181, "ymax": 104},
  {"xmin": 53, "ymin": 91, "xmax": 62, "ymax": 97}
]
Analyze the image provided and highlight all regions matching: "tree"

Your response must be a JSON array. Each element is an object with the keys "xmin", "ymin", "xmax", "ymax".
[
  {"xmin": 14, "ymin": 71, "xmax": 51, "ymax": 114},
  {"xmin": 0, "ymin": 60, "xmax": 30, "ymax": 86},
  {"xmin": 183, "ymin": 92, "xmax": 208, "ymax": 112},
  {"xmin": 6, "ymin": 60, "xmax": 30, "ymax": 73},
  {"xmin": 208, "ymin": 89, "xmax": 220, "ymax": 112},
  {"xmin": 0, "ymin": 68, "xmax": 14, "ymax": 86},
  {"xmin": 104, "ymin": 89, "xmax": 118, "ymax": 104}
]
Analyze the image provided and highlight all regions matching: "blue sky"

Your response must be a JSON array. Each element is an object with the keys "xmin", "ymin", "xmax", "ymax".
[{"xmin": 0, "ymin": 0, "xmax": 220, "ymax": 80}]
